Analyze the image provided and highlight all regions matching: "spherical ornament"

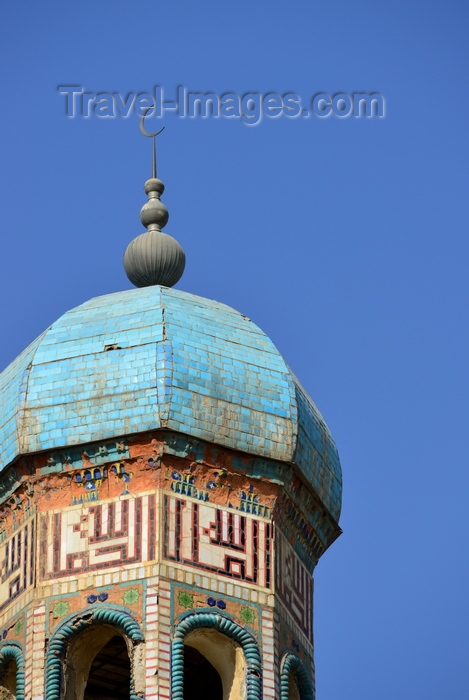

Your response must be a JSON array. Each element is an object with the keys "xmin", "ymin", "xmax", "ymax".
[
  {"xmin": 124, "ymin": 174, "xmax": 186, "ymax": 289},
  {"xmin": 140, "ymin": 198, "xmax": 169, "ymax": 229},
  {"xmin": 140, "ymin": 178, "xmax": 169, "ymax": 229},
  {"xmin": 123, "ymin": 230, "xmax": 186, "ymax": 288}
]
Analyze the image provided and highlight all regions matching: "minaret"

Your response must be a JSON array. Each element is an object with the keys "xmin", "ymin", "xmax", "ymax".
[{"xmin": 0, "ymin": 123, "xmax": 342, "ymax": 700}]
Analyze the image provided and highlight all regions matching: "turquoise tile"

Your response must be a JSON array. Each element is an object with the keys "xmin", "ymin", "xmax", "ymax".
[{"xmin": 0, "ymin": 285, "xmax": 341, "ymax": 520}]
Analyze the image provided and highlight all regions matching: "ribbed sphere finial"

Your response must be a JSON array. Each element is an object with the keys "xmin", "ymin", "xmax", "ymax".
[
  {"xmin": 123, "ymin": 232, "xmax": 185, "ymax": 288},
  {"xmin": 124, "ymin": 176, "xmax": 186, "ymax": 288}
]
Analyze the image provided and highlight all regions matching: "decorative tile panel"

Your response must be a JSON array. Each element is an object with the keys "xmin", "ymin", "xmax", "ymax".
[
  {"xmin": 0, "ymin": 514, "xmax": 35, "ymax": 613},
  {"xmin": 163, "ymin": 494, "xmax": 271, "ymax": 588},
  {"xmin": 39, "ymin": 495, "xmax": 156, "ymax": 579},
  {"xmin": 275, "ymin": 531, "xmax": 313, "ymax": 638}
]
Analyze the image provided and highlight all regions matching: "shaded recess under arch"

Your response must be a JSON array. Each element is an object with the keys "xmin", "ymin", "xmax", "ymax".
[
  {"xmin": 280, "ymin": 653, "xmax": 314, "ymax": 700},
  {"xmin": 45, "ymin": 606, "xmax": 144, "ymax": 700},
  {"xmin": 183, "ymin": 644, "xmax": 223, "ymax": 700},
  {"xmin": 84, "ymin": 634, "xmax": 131, "ymax": 698},
  {"xmin": 171, "ymin": 612, "xmax": 262, "ymax": 700},
  {"xmin": 0, "ymin": 642, "xmax": 25, "ymax": 700}
]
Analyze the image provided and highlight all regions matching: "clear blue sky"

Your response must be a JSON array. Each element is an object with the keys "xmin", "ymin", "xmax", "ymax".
[{"xmin": 1, "ymin": 1, "xmax": 468, "ymax": 698}]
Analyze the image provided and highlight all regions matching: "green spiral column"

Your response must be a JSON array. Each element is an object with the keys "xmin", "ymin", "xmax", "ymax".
[
  {"xmin": 44, "ymin": 605, "xmax": 144, "ymax": 700},
  {"xmin": 171, "ymin": 612, "xmax": 262, "ymax": 700},
  {"xmin": 0, "ymin": 642, "xmax": 25, "ymax": 700},
  {"xmin": 280, "ymin": 653, "xmax": 315, "ymax": 700}
]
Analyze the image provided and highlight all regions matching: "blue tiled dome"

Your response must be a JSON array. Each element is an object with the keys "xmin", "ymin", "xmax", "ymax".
[{"xmin": 0, "ymin": 286, "xmax": 342, "ymax": 520}]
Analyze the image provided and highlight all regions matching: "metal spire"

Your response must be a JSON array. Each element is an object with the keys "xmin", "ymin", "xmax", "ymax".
[
  {"xmin": 138, "ymin": 108, "xmax": 165, "ymax": 179},
  {"xmin": 122, "ymin": 115, "xmax": 186, "ymax": 289}
]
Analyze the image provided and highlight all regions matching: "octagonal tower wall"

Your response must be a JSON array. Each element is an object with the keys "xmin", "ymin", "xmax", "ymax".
[{"xmin": 0, "ymin": 428, "xmax": 340, "ymax": 699}]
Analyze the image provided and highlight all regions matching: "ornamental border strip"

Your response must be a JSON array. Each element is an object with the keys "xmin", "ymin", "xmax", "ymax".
[
  {"xmin": 171, "ymin": 611, "xmax": 262, "ymax": 700},
  {"xmin": 0, "ymin": 641, "xmax": 25, "ymax": 700},
  {"xmin": 45, "ymin": 605, "xmax": 144, "ymax": 700},
  {"xmin": 280, "ymin": 653, "xmax": 314, "ymax": 700}
]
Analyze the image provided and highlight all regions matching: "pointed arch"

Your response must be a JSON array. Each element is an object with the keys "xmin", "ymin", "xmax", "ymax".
[
  {"xmin": 45, "ymin": 605, "xmax": 144, "ymax": 700},
  {"xmin": 172, "ymin": 612, "xmax": 262, "ymax": 700},
  {"xmin": 280, "ymin": 653, "xmax": 314, "ymax": 700},
  {"xmin": 0, "ymin": 642, "xmax": 25, "ymax": 700}
]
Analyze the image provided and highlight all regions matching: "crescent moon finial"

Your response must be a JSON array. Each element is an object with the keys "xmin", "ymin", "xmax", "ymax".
[
  {"xmin": 139, "ymin": 107, "xmax": 165, "ymax": 178},
  {"xmin": 124, "ymin": 111, "xmax": 185, "ymax": 289}
]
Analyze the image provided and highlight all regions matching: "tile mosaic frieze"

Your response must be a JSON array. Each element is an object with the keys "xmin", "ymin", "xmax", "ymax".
[
  {"xmin": 275, "ymin": 530, "xmax": 313, "ymax": 638},
  {"xmin": 163, "ymin": 493, "xmax": 272, "ymax": 588},
  {"xmin": 0, "ymin": 514, "xmax": 35, "ymax": 613},
  {"xmin": 39, "ymin": 495, "xmax": 156, "ymax": 579}
]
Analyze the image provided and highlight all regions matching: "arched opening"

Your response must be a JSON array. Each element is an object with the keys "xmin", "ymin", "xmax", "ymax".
[
  {"xmin": 183, "ymin": 645, "xmax": 223, "ymax": 700},
  {"xmin": 280, "ymin": 654, "xmax": 314, "ymax": 700},
  {"xmin": 0, "ymin": 644, "xmax": 24, "ymax": 700},
  {"xmin": 183, "ymin": 628, "xmax": 245, "ymax": 700},
  {"xmin": 0, "ymin": 659, "xmax": 16, "ymax": 699},
  {"xmin": 288, "ymin": 673, "xmax": 301, "ymax": 700},
  {"xmin": 64, "ymin": 625, "xmax": 132, "ymax": 700},
  {"xmin": 46, "ymin": 607, "xmax": 144, "ymax": 700},
  {"xmin": 84, "ymin": 635, "xmax": 131, "ymax": 699},
  {"xmin": 172, "ymin": 613, "xmax": 262, "ymax": 700}
]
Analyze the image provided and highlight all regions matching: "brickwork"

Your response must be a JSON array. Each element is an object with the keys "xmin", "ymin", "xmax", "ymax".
[
  {"xmin": 157, "ymin": 579, "xmax": 172, "ymax": 699},
  {"xmin": 24, "ymin": 607, "xmax": 34, "ymax": 700},
  {"xmin": 262, "ymin": 608, "xmax": 277, "ymax": 699},
  {"xmin": 31, "ymin": 603, "xmax": 45, "ymax": 700},
  {"xmin": 0, "ymin": 429, "xmax": 333, "ymax": 698},
  {"xmin": 144, "ymin": 583, "xmax": 159, "ymax": 700}
]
